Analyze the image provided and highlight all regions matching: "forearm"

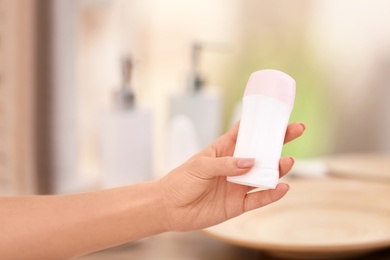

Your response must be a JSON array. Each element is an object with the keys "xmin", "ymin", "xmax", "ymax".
[{"xmin": 0, "ymin": 181, "xmax": 168, "ymax": 259}]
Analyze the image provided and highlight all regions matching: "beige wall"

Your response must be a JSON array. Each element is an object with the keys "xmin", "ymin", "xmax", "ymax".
[{"xmin": 308, "ymin": 0, "xmax": 390, "ymax": 153}]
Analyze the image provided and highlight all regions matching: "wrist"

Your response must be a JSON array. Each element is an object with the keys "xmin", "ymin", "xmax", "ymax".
[
  {"xmin": 125, "ymin": 181, "xmax": 170, "ymax": 236},
  {"xmin": 154, "ymin": 179, "xmax": 174, "ymax": 232}
]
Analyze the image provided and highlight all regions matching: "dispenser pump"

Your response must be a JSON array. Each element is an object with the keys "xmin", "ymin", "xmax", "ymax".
[
  {"xmin": 114, "ymin": 56, "xmax": 135, "ymax": 110},
  {"xmin": 187, "ymin": 43, "xmax": 205, "ymax": 93}
]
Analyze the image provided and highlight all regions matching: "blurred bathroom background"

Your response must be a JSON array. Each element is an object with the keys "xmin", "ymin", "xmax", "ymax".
[{"xmin": 1, "ymin": 0, "xmax": 390, "ymax": 195}]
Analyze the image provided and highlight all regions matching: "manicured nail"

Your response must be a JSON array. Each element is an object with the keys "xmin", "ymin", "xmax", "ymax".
[
  {"xmin": 289, "ymin": 156, "xmax": 295, "ymax": 166},
  {"xmin": 300, "ymin": 122, "xmax": 306, "ymax": 131},
  {"xmin": 237, "ymin": 158, "xmax": 255, "ymax": 168}
]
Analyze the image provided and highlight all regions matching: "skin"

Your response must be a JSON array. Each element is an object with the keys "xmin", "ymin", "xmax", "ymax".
[{"xmin": 0, "ymin": 122, "xmax": 305, "ymax": 260}]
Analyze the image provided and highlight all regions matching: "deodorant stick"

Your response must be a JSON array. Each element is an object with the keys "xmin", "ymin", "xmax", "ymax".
[{"xmin": 227, "ymin": 69, "xmax": 295, "ymax": 189}]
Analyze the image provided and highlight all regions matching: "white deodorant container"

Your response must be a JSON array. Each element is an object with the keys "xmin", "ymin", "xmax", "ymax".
[{"xmin": 227, "ymin": 69, "xmax": 296, "ymax": 189}]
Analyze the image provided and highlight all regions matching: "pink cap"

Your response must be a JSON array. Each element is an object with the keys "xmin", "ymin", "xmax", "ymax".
[{"xmin": 244, "ymin": 69, "xmax": 295, "ymax": 107}]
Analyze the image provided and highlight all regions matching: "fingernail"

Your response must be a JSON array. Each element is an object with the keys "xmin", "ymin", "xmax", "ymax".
[
  {"xmin": 300, "ymin": 122, "xmax": 306, "ymax": 131},
  {"xmin": 237, "ymin": 158, "xmax": 255, "ymax": 168},
  {"xmin": 289, "ymin": 156, "xmax": 295, "ymax": 166},
  {"xmin": 286, "ymin": 183, "xmax": 290, "ymax": 191}
]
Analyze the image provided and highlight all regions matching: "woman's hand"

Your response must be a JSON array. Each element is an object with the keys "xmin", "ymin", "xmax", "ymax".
[
  {"xmin": 0, "ymin": 121, "xmax": 304, "ymax": 259},
  {"xmin": 158, "ymin": 122, "xmax": 305, "ymax": 232}
]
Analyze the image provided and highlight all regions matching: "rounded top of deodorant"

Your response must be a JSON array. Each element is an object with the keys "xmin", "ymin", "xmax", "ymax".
[{"xmin": 244, "ymin": 69, "xmax": 295, "ymax": 107}]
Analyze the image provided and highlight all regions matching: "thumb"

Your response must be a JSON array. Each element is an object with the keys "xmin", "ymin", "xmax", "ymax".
[{"xmin": 189, "ymin": 156, "xmax": 255, "ymax": 179}]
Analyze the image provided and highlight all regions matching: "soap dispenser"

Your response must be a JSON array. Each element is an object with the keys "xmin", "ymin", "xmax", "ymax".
[
  {"xmin": 100, "ymin": 57, "xmax": 153, "ymax": 188},
  {"xmin": 168, "ymin": 43, "xmax": 223, "ymax": 156}
]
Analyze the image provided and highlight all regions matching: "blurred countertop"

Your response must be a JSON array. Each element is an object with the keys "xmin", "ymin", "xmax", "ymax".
[{"xmin": 77, "ymin": 231, "xmax": 390, "ymax": 260}]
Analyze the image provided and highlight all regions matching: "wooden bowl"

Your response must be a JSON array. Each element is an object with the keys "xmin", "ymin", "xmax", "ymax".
[{"xmin": 204, "ymin": 178, "xmax": 390, "ymax": 259}]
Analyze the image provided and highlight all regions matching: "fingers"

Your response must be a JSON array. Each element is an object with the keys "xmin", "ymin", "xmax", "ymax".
[
  {"xmin": 244, "ymin": 183, "xmax": 290, "ymax": 212},
  {"xmin": 219, "ymin": 121, "xmax": 240, "ymax": 144},
  {"xmin": 284, "ymin": 122, "xmax": 306, "ymax": 144},
  {"xmin": 201, "ymin": 121, "xmax": 305, "ymax": 159},
  {"xmin": 191, "ymin": 155, "xmax": 295, "ymax": 182},
  {"xmin": 191, "ymin": 155, "xmax": 296, "ymax": 180},
  {"xmin": 279, "ymin": 156, "xmax": 295, "ymax": 178},
  {"xmin": 217, "ymin": 121, "xmax": 305, "ymax": 147},
  {"xmin": 189, "ymin": 156, "xmax": 255, "ymax": 179},
  {"xmin": 207, "ymin": 121, "xmax": 240, "ymax": 157}
]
